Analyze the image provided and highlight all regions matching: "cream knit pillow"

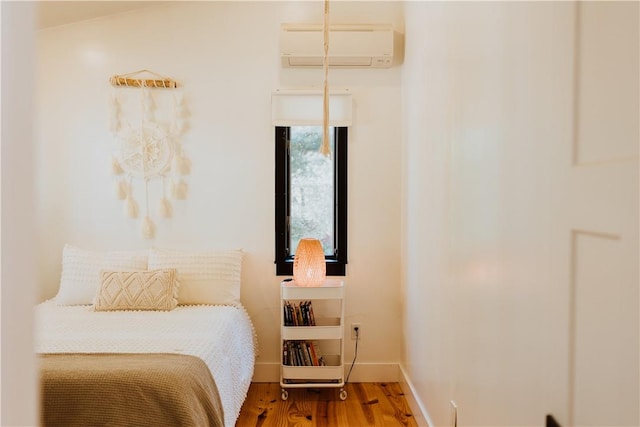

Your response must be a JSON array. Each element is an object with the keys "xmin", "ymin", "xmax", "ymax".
[{"xmin": 94, "ymin": 269, "xmax": 179, "ymax": 311}]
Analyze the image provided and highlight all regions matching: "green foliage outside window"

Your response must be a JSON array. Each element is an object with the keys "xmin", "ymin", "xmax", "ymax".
[{"xmin": 289, "ymin": 126, "xmax": 335, "ymax": 255}]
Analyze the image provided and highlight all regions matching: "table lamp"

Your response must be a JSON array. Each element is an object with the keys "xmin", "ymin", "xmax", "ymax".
[{"xmin": 293, "ymin": 238, "xmax": 326, "ymax": 287}]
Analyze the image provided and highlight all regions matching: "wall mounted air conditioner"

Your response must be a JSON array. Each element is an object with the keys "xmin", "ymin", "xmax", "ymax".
[{"xmin": 280, "ymin": 23, "xmax": 394, "ymax": 68}]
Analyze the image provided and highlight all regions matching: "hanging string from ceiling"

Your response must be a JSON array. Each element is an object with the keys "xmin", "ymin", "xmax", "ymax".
[{"xmin": 320, "ymin": 0, "xmax": 331, "ymax": 157}]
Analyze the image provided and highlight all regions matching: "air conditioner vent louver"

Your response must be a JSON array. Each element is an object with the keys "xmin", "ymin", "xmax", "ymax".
[{"xmin": 280, "ymin": 23, "xmax": 394, "ymax": 69}]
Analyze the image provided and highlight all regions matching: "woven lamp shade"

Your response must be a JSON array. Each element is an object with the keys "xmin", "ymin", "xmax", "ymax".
[{"xmin": 293, "ymin": 238, "xmax": 326, "ymax": 287}]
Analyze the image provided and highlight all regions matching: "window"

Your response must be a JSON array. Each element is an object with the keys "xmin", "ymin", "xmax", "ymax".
[{"xmin": 275, "ymin": 126, "xmax": 347, "ymax": 276}]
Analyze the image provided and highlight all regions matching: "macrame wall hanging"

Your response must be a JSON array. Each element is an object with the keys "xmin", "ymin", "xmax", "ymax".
[{"xmin": 108, "ymin": 70, "xmax": 190, "ymax": 239}]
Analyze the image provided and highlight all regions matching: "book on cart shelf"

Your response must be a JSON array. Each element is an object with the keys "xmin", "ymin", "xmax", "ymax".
[
  {"xmin": 284, "ymin": 301, "xmax": 316, "ymax": 326},
  {"xmin": 283, "ymin": 340, "xmax": 325, "ymax": 366}
]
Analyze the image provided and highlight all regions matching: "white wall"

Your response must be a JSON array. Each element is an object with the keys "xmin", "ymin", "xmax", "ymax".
[
  {"xmin": 35, "ymin": 1, "xmax": 404, "ymax": 377},
  {"xmin": 1, "ymin": 2, "xmax": 39, "ymax": 425},
  {"xmin": 402, "ymin": 2, "xmax": 638, "ymax": 426}
]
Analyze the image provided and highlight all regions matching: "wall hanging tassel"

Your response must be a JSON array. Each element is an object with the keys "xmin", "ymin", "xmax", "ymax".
[
  {"xmin": 170, "ymin": 179, "xmax": 188, "ymax": 200},
  {"xmin": 111, "ymin": 156, "xmax": 124, "ymax": 175},
  {"xmin": 124, "ymin": 178, "xmax": 138, "ymax": 218},
  {"xmin": 319, "ymin": 0, "xmax": 332, "ymax": 157},
  {"xmin": 179, "ymin": 156, "xmax": 191, "ymax": 175},
  {"xmin": 140, "ymin": 216, "xmax": 156, "ymax": 239},
  {"xmin": 114, "ymin": 179, "xmax": 128, "ymax": 200},
  {"xmin": 178, "ymin": 180, "xmax": 188, "ymax": 199},
  {"xmin": 159, "ymin": 197, "xmax": 172, "ymax": 218},
  {"xmin": 158, "ymin": 178, "xmax": 173, "ymax": 218},
  {"xmin": 124, "ymin": 195, "xmax": 139, "ymax": 218},
  {"xmin": 171, "ymin": 155, "xmax": 191, "ymax": 176}
]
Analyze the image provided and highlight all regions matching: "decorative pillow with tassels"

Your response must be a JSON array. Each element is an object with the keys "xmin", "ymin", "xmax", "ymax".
[{"xmin": 94, "ymin": 269, "xmax": 179, "ymax": 311}]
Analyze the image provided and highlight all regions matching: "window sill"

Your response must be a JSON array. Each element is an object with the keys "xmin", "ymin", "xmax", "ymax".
[{"xmin": 276, "ymin": 259, "xmax": 346, "ymax": 276}]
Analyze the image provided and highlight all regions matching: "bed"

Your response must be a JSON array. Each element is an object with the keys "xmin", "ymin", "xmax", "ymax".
[{"xmin": 35, "ymin": 245, "xmax": 257, "ymax": 427}]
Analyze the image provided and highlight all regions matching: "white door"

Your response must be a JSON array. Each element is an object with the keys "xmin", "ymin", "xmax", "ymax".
[{"xmin": 567, "ymin": 2, "xmax": 639, "ymax": 425}]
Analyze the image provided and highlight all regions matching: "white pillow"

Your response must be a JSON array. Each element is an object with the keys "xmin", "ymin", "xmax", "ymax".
[
  {"xmin": 147, "ymin": 248, "xmax": 243, "ymax": 305},
  {"xmin": 55, "ymin": 244, "xmax": 148, "ymax": 305}
]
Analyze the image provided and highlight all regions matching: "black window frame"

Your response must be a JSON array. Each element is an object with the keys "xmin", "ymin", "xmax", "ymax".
[{"xmin": 275, "ymin": 126, "xmax": 348, "ymax": 276}]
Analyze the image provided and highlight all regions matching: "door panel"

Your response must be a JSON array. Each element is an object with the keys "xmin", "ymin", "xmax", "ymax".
[{"xmin": 569, "ymin": 2, "xmax": 639, "ymax": 426}]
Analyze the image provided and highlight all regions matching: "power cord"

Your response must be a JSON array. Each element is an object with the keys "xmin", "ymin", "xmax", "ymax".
[{"xmin": 344, "ymin": 326, "xmax": 359, "ymax": 385}]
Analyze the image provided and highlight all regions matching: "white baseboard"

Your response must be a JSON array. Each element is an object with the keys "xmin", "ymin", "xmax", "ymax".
[
  {"xmin": 252, "ymin": 362, "xmax": 279, "ymax": 382},
  {"xmin": 398, "ymin": 364, "xmax": 433, "ymax": 427},
  {"xmin": 253, "ymin": 361, "xmax": 433, "ymax": 427}
]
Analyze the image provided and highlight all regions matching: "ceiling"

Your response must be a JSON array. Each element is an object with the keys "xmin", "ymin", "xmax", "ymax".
[{"xmin": 37, "ymin": 1, "xmax": 168, "ymax": 29}]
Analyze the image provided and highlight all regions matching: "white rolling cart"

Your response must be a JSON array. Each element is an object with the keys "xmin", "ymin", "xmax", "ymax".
[{"xmin": 280, "ymin": 279, "xmax": 346, "ymax": 401}]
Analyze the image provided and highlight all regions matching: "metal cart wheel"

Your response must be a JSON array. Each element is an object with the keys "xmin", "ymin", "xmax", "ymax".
[
  {"xmin": 339, "ymin": 389, "xmax": 348, "ymax": 401},
  {"xmin": 281, "ymin": 389, "xmax": 289, "ymax": 401}
]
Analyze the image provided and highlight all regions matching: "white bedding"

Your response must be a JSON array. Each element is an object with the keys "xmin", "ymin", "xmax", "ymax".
[{"xmin": 35, "ymin": 300, "xmax": 256, "ymax": 427}]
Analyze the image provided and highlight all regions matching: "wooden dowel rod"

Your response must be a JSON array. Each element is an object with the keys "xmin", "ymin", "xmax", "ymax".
[{"xmin": 109, "ymin": 76, "xmax": 177, "ymax": 88}]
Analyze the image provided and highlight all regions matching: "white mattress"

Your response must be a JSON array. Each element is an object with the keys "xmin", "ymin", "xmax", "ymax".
[{"xmin": 35, "ymin": 300, "xmax": 257, "ymax": 427}]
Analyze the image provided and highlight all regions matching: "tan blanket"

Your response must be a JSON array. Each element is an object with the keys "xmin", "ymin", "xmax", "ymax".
[{"xmin": 39, "ymin": 353, "xmax": 224, "ymax": 427}]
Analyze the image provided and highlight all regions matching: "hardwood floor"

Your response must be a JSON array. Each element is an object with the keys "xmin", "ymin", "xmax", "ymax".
[{"xmin": 236, "ymin": 382, "xmax": 419, "ymax": 427}]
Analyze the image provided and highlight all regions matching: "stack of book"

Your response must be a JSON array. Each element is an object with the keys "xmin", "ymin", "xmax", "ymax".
[
  {"xmin": 282, "ymin": 340, "xmax": 326, "ymax": 366},
  {"xmin": 283, "ymin": 301, "xmax": 316, "ymax": 326}
]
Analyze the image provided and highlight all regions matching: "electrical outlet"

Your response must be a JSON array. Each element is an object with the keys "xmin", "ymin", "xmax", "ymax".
[{"xmin": 351, "ymin": 323, "xmax": 361, "ymax": 340}]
